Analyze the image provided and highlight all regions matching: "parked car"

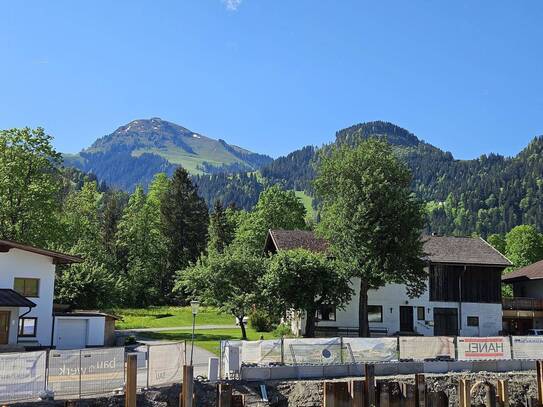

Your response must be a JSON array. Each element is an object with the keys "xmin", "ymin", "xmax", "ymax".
[{"xmin": 527, "ymin": 329, "xmax": 543, "ymax": 336}]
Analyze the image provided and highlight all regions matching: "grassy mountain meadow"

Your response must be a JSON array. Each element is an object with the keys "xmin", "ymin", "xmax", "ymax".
[
  {"xmin": 63, "ymin": 117, "xmax": 272, "ymax": 190},
  {"xmin": 63, "ymin": 119, "xmax": 543, "ymax": 237}
]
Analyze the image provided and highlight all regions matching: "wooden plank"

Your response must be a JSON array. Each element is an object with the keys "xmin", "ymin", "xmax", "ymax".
[
  {"xmin": 426, "ymin": 392, "xmax": 448, "ymax": 407},
  {"xmin": 497, "ymin": 380, "xmax": 509, "ymax": 407},
  {"xmin": 324, "ymin": 381, "xmax": 335, "ymax": 407},
  {"xmin": 217, "ymin": 383, "xmax": 232, "ymax": 407},
  {"xmin": 365, "ymin": 364, "xmax": 376, "ymax": 407},
  {"xmin": 351, "ymin": 380, "xmax": 365, "ymax": 407},
  {"xmin": 400, "ymin": 383, "xmax": 416, "ymax": 407},
  {"xmin": 335, "ymin": 382, "xmax": 351, "ymax": 407},
  {"xmin": 380, "ymin": 382, "xmax": 390, "ymax": 407},
  {"xmin": 537, "ymin": 361, "xmax": 543, "ymax": 407},
  {"xmin": 125, "ymin": 353, "xmax": 137, "ymax": 407},
  {"xmin": 415, "ymin": 374, "xmax": 425, "ymax": 407},
  {"xmin": 458, "ymin": 379, "xmax": 470, "ymax": 407}
]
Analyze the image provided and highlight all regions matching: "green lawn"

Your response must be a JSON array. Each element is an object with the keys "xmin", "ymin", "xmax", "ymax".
[
  {"xmin": 139, "ymin": 327, "xmax": 279, "ymax": 355},
  {"xmin": 111, "ymin": 306, "xmax": 233, "ymax": 330}
]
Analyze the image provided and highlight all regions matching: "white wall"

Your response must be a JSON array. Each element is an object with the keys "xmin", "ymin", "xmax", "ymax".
[
  {"xmin": 303, "ymin": 274, "xmax": 502, "ymax": 337},
  {"xmin": 0, "ymin": 249, "xmax": 55, "ymax": 346},
  {"xmin": 53, "ymin": 316, "xmax": 106, "ymax": 347}
]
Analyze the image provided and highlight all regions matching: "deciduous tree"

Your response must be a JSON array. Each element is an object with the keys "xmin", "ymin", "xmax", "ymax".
[
  {"xmin": 314, "ymin": 139, "xmax": 426, "ymax": 337},
  {"xmin": 263, "ymin": 249, "xmax": 352, "ymax": 337}
]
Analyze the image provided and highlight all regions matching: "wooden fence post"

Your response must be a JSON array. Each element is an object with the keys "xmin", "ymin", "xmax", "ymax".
[
  {"xmin": 426, "ymin": 391, "xmax": 448, "ymax": 407},
  {"xmin": 537, "ymin": 361, "xmax": 543, "ymax": 407},
  {"xmin": 217, "ymin": 383, "xmax": 232, "ymax": 407},
  {"xmin": 400, "ymin": 383, "xmax": 416, "ymax": 407},
  {"xmin": 380, "ymin": 382, "xmax": 390, "ymax": 407},
  {"xmin": 182, "ymin": 365, "xmax": 194, "ymax": 407},
  {"xmin": 351, "ymin": 380, "xmax": 365, "ymax": 407},
  {"xmin": 365, "ymin": 364, "xmax": 376, "ymax": 407},
  {"xmin": 458, "ymin": 379, "xmax": 471, "ymax": 407},
  {"xmin": 497, "ymin": 380, "xmax": 508, "ymax": 407},
  {"xmin": 415, "ymin": 374, "xmax": 426, "ymax": 407},
  {"xmin": 324, "ymin": 382, "xmax": 335, "ymax": 407},
  {"xmin": 125, "ymin": 353, "xmax": 137, "ymax": 407}
]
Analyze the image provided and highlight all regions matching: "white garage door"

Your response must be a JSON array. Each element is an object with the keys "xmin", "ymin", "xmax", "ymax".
[{"xmin": 56, "ymin": 319, "xmax": 88, "ymax": 350}]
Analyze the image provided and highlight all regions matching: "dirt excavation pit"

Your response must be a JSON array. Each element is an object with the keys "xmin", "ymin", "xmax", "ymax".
[{"xmin": 224, "ymin": 371, "xmax": 539, "ymax": 407}]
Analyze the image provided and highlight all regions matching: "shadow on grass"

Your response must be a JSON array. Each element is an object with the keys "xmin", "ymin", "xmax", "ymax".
[{"xmin": 140, "ymin": 331, "xmax": 243, "ymax": 342}]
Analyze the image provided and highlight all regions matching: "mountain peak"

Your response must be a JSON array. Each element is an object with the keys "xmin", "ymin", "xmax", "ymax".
[{"xmin": 335, "ymin": 120, "xmax": 421, "ymax": 148}]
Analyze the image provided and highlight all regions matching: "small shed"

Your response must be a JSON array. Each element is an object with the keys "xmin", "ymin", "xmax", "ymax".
[{"xmin": 53, "ymin": 310, "xmax": 119, "ymax": 350}]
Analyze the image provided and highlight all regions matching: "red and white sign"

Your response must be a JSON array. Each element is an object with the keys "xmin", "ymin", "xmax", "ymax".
[{"xmin": 457, "ymin": 337, "xmax": 511, "ymax": 360}]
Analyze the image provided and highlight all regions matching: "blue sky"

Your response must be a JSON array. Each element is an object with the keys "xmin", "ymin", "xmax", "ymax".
[{"xmin": 1, "ymin": 1, "xmax": 542, "ymax": 159}]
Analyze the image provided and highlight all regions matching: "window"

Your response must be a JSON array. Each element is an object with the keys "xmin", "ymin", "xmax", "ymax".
[
  {"xmin": 14, "ymin": 278, "xmax": 39, "ymax": 297},
  {"xmin": 316, "ymin": 304, "xmax": 336, "ymax": 321},
  {"xmin": 368, "ymin": 305, "xmax": 383, "ymax": 323},
  {"xmin": 417, "ymin": 307, "xmax": 425, "ymax": 321},
  {"xmin": 467, "ymin": 316, "xmax": 479, "ymax": 327},
  {"xmin": 18, "ymin": 317, "xmax": 37, "ymax": 337}
]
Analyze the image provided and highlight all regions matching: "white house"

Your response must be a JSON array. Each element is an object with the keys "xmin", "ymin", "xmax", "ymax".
[
  {"xmin": 264, "ymin": 230, "xmax": 512, "ymax": 337},
  {"xmin": 502, "ymin": 260, "xmax": 543, "ymax": 334},
  {"xmin": 0, "ymin": 239, "xmax": 82, "ymax": 349}
]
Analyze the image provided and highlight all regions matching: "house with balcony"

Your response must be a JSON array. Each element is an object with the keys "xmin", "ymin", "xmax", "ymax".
[
  {"xmin": 265, "ymin": 230, "xmax": 512, "ymax": 337},
  {"xmin": 502, "ymin": 260, "xmax": 543, "ymax": 334}
]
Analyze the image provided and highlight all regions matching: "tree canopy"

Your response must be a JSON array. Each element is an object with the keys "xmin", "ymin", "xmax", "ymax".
[{"xmin": 314, "ymin": 138, "xmax": 426, "ymax": 336}]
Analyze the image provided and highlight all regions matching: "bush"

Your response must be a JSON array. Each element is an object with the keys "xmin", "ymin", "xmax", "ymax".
[
  {"xmin": 248, "ymin": 309, "xmax": 278, "ymax": 332},
  {"xmin": 273, "ymin": 323, "xmax": 292, "ymax": 337}
]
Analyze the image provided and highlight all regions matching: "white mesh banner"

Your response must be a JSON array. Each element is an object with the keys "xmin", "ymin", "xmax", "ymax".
[
  {"xmin": 283, "ymin": 337, "xmax": 342, "ymax": 365},
  {"xmin": 241, "ymin": 339, "xmax": 282, "ymax": 365},
  {"xmin": 148, "ymin": 343, "xmax": 184, "ymax": 386},
  {"xmin": 399, "ymin": 336, "xmax": 455, "ymax": 360},
  {"xmin": 343, "ymin": 337, "xmax": 398, "ymax": 362},
  {"xmin": 457, "ymin": 337, "xmax": 511, "ymax": 360},
  {"xmin": 47, "ymin": 348, "xmax": 124, "ymax": 397},
  {"xmin": 0, "ymin": 351, "xmax": 46, "ymax": 403},
  {"xmin": 511, "ymin": 336, "xmax": 543, "ymax": 360}
]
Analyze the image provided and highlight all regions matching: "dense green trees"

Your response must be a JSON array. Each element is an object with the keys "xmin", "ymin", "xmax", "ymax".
[
  {"xmin": 0, "ymin": 128, "xmax": 63, "ymax": 246},
  {"xmin": 489, "ymin": 225, "xmax": 543, "ymax": 269},
  {"xmin": 314, "ymin": 139, "xmax": 426, "ymax": 337}
]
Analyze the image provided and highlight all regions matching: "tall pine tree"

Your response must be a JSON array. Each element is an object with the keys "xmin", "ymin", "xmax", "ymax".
[{"xmin": 161, "ymin": 168, "xmax": 209, "ymax": 300}]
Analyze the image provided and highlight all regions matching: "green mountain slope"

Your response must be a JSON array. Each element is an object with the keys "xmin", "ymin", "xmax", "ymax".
[
  {"xmin": 63, "ymin": 118, "xmax": 272, "ymax": 190},
  {"xmin": 198, "ymin": 121, "xmax": 543, "ymax": 236}
]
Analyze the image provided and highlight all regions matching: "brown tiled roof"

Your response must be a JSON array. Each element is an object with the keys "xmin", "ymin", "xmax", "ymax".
[
  {"xmin": 421, "ymin": 235, "xmax": 511, "ymax": 267},
  {"xmin": 502, "ymin": 259, "xmax": 543, "ymax": 282},
  {"xmin": 267, "ymin": 230, "xmax": 329, "ymax": 253},
  {"xmin": 0, "ymin": 239, "xmax": 83, "ymax": 264},
  {"xmin": 266, "ymin": 230, "xmax": 511, "ymax": 267}
]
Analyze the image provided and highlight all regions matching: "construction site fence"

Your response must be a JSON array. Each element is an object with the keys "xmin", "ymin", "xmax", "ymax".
[
  {"xmin": 0, "ymin": 342, "xmax": 185, "ymax": 404},
  {"xmin": 220, "ymin": 335, "xmax": 543, "ymax": 377}
]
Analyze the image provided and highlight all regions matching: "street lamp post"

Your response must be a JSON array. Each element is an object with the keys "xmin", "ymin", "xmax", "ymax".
[{"xmin": 190, "ymin": 300, "xmax": 200, "ymax": 366}]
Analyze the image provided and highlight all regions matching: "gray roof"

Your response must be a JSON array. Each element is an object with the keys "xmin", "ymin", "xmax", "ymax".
[
  {"xmin": 0, "ymin": 289, "xmax": 36, "ymax": 308},
  {"xmin": 265, "ymin": 230, "xmax": 511, "ymax": 267},
  {"xmin": 0, "ymin": 239, "xmax": 82, "ymax": 264},
  {"xmin": 422, "ymin": 235, "xmax": 511, "ymax": 267}
]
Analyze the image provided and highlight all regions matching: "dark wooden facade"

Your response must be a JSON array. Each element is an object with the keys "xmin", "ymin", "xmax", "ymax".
[{"xmin": 429, "ymin": 264, "xmax": 502, "ymax": 303}]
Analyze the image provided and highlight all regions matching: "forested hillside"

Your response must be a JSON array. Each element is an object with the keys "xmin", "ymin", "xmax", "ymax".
[{"xmin": 195, "ymin": 121, "xmax": 543, "ymax": 237}]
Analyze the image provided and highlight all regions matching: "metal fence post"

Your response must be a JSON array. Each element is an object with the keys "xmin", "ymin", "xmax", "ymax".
[
  {"xmin": 146, "ymin": 344, "xmax": 150, "ymax": 389},
  {"xmin": 78, "ymin": 350, "xmax": 82, "ymax": 400},
  {"xmin": 281, "ymin": 336, "xmax": 285, "ymax": 364},
  {"xmin": 340, "ymin": 337, "xmax": 344, "ymax": 364},
  {"xmin": 182, "ymin": 365, "xmax": 194, "ymax": 407}
]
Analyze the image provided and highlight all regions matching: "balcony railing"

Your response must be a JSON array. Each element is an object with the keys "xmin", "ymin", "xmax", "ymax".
[{"xmin": 502, "ymin": 297, "xmax": 543, "ymax": 311}]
